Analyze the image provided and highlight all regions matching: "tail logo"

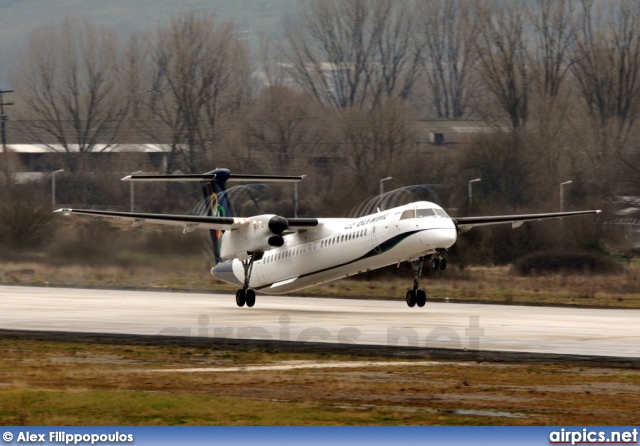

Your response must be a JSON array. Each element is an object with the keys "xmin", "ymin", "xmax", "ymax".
[{"xmin": 210, "ymin": 192, "xmax": 226, "ymax": 251}]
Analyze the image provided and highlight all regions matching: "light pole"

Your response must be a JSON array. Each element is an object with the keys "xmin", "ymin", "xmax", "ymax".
[
  {"xmin": 468, "ymin": 178, "xmax": 481, "ymax": 211},
  {"xmin": 51, "ymin": 169, "xmax": 64, "ymax": 210},
  {"xmin": 560, "ymin": 180, "xmax": 572, "ymax": 213},
  {"xmin": 130, "ymin": 171, "xmax": 142, "ymax": 212},
  {"xmin": 560, "ymin": 180, "xmax": 572, "ymax": 248},
  {"xmin": 294, "ymin": 175, "xmax": 306, "ymax": 218},
  {"xmin": 380, "ymin": 177, "xmax": 392, "ymax": 196}
]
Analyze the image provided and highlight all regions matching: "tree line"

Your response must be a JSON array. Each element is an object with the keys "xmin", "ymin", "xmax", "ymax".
[{"xmin": 3, "ymin": 0, "xmax": 639, "ymax": 262}]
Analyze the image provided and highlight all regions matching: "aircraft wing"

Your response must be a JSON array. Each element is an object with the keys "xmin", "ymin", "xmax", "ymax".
[
  {"xmin": 55, "ymin": 208, "xmax": 319, "ymax": 232},
  {"xmin": 454, "ymin": 210, "xmax": 601, "ymax": 233},
  {"xmin": 55, "ymin": 208, "xmax": 239, "ymax": 230}
]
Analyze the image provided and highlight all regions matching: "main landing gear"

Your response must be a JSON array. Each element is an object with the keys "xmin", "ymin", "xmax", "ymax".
[
  {"xmin": 405, "ymin": 252, "xmax": 446, "ymax": 308},
  {"xmin": 236, "ymin": 255, "xmax": 257, "ymax": 308},
  {"xmin": 431, "ymin": 255, "xmax": 447, "ymax": 271}
]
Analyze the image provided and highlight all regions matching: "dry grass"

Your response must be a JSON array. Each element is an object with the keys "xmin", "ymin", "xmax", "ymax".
[{"xmin": 0, "ymin": 339, "xmax": 638, "ymax": 425}]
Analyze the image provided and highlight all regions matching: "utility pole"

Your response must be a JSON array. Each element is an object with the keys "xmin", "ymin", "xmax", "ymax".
[
  {"xmin": 0, "ymin": 89, "xmax": 14, "ymax": 153},
  {"xmin": 130, "ymin": 171, "xmax": 143, "ymax": 212},
  {"xmin": 51, "ymin": 169, "xmax": 64, "ymax": 210},
  {"xmin": 560, "ymin": 180, "xmax": 572, "ymax": 213},
  {"xmin": 560, "ymin": 180, "xmax": 573, "ymax": 248},
  {"xmin": 293, "ymin": 175, "xmax": 306, "ymax": 218},
  {"xmin": 468, "ymin": 178, "xmax": 481, "ymax": 213},
  {"xmin": 380, "ymin": 177, "xmax": 392, "ymax": 196}
]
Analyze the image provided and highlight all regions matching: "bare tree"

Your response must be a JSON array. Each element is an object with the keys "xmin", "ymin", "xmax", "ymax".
[
  {"xmin": 140, "ymin": 12, "xmax": 252, "ymax": 173},
  {"xmin": 472, "ymin": 0, "xmax": 532, "ymax": 130},
  {"xmin": 367, "ymin": 0, "xmax": 422, "ymax": 106},
  {"xmin": 10, "ymin": 17, "xmax": 128, "ymax": 167},
  {"xmin": 247, "ymin": 86, "xmax": 328, "ymax": 172},
  {"xmin": 527, "ymin": 0, "xmax": 576, "ymax": 181},
  {"xmin": 571, "ymin": 0, "xmax": 640, "ymax": 161},
  {"xmin": 460, "ymin": 133, "xmax": 536, "ymax": 209},
  {"xmin": 282, "ymin": 0, "xmax": 420, "ymax": 110},
  {"xmin": 121, "ymin": 33, "xmax": 151, "ymax": 125},
  {"xmin": 257, "ymin": 35, "xmax": 289, "ymax": 89},
  {"xmin": 415, "ymin": 0, "xmax": 477, "ymax": 118},
  {"xmin": 531, "ymin": 0, "xmax": 576, "ymax": 98},
  {"xmin": 336, "ymin": 98, "xmax": 417, "ymax": 194}
]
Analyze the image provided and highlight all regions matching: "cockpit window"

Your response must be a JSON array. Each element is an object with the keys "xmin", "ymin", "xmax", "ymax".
[
  {"xmin": 400, "ymin": 210, "xmax": 415, "ymax": 220},
  {"xmin": 401, "ymin": 208, "xmax": 449, "ymax": 219},
  {"xmin": 415, "ymin": 208, "xmax": 436, "ymax": 218},
  {"xmin": 434, "ymin": 208, "xmax": 449, "ymax": 218}
]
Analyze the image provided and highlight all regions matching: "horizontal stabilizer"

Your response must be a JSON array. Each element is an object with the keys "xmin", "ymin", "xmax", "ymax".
[{"xmin": 122, "ymin": 172, "xmax": 305, "ymax": 182}]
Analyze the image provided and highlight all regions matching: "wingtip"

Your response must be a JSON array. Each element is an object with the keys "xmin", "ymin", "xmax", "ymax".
[
  {"xmin": 121, "ymin": 175, "xmax": 132, "ymax": 181},
  {"xmin": 596, "ymin": 210, "xmax": 602, "ymax": 214},
  {"xmin": 54, "ymin": 208, "xmax": 72, "ymax": 214}
]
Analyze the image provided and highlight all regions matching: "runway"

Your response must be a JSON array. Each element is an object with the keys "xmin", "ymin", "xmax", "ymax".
[{"xmin": 0, "ymin": 285, "xmax": 638, "ymax": 359}]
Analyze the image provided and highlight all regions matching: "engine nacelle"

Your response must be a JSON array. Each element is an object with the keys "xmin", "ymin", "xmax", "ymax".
[
  {"xmin": 219, "ymin": 214, "xmax": 289, "ymax": 259},
  {"xmin": 268, "ymin": 236, "xmax": 284, "ymax": 247}
]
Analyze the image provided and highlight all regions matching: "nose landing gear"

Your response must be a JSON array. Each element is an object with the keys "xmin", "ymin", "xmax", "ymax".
[
  {"xmin": 406, "ymin": 288, "xmax": 427, "ymax": 307},
  {"xmin": 406, "ymin": 257, "xmax": 427, "ymax": 308}
]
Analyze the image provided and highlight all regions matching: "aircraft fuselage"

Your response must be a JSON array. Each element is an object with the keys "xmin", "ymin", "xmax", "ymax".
[{"xmin": 211, "ymin": 201, "xmax": 457, "ymax": 294}]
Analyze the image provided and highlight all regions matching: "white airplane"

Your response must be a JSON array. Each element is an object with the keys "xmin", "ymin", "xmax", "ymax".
[{"xmin": 56, "ymin": 168, "xmax": 601, "ymax": 308}]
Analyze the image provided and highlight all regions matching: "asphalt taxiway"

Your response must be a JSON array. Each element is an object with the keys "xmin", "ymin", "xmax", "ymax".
[{"xmin": 1, "ymin": 285, "xmax": 638, "ymax": 362}]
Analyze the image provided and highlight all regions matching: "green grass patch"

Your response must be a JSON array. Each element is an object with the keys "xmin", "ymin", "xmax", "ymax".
[{"xmin": 0, "ymin": 339, "xmax": 639, "ymax": 425}]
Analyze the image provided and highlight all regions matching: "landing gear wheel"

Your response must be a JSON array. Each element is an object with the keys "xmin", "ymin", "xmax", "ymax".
[
  {"xmin": 237, "ymin": 254, "xmax": 258, "ymax": 308},
  {"xmin": 439, "ymin": 258, "xmax": 447, "ymax": 271},
  {"xmin": 416, "ymin": 289, "xmax": 427, "ymax": 307},
  {"xmin": 245, "ymin": 289, "xmax": 256, "ymax": 307},
  {"xmin": 236, "ymin": 289, "xmax": 246, "ymax": 307},
  {"xmin": 432, "ymin": 258, "xmax": 440, "ymax": 270},
  {"xmin": 405, "ymin": 290, "xmax": 417, "ymax": 307}
]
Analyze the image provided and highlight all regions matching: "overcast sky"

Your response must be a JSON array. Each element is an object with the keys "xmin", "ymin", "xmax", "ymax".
[{"xmin": 0, "ymin": 0, "xmax": 297, "ymax": 87}]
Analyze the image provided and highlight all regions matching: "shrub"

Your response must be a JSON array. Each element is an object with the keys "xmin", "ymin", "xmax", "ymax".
[
  {"xmin": 47, "ymin": 219, "xmax": 125, "ymax": 265},
  {"xmin": 0, "ymin": 181, "xmax": 53, "ymax": 250},
  {"xmin": 513, "ymin": 250, "xmax": 624, "ymax": 276}
]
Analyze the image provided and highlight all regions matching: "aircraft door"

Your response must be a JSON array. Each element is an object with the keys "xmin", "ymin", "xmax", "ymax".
[
  {"xmin": 371, "ymin": 225, "xmax": 382, "ymax": 253},
  {"xmin": 371, "ymin": 222, "xmax": 388, "ymax": 253},
  {"xmin": 371, "ymin": 217, "xmax": 393, "ymax": 254}
]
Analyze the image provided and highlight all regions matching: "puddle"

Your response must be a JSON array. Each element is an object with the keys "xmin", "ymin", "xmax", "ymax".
[
  {"xmin": 334, "ymin": 404, "xmax": 527, "ymax": 418},
  {"xmin": 451, "ymin": 409, "xmax": 526, "ymax": 418},
  {"xmin": 150, "ymin": 360, "xmax": 468, "ymax": 373},
  {"xmin": 51, "ymin": 355, "xmax": 141, "ymax": 365}
]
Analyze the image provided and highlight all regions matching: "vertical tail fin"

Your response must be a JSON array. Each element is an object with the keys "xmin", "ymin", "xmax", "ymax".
[
  {"xmin": 200, "ymin": 169, "xmax": 235, "ymax": 264},
  {"xmin": 123, "ymin": 169, "xmax": 304, "ymax": 264}
]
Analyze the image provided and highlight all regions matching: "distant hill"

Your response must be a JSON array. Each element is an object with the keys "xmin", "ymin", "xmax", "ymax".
[{"xmin": 0, "ymin": 0, "xmax": 300, "ymax": 86}]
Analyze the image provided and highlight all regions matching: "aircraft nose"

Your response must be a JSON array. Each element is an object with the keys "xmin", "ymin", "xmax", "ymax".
[{"xmin": 420, "ymin": 228, "xmax": 457, "ymax": 249}]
